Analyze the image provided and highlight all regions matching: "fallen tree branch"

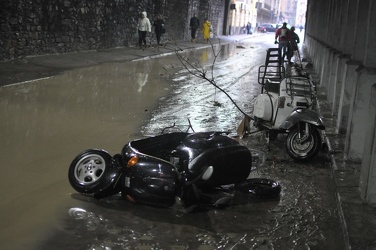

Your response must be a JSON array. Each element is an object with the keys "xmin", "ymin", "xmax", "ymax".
[{"xmin": 174, "ymin": 40, "xmax": 251, "ymax": 118}]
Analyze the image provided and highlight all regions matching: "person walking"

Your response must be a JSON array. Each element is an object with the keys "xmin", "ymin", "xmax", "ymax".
[
  {"xmin": 246, "ymin": 22, "xmax": 252, "ymax": 35},
  {"xmin": 153, "ymin": 14, "xmax": 165, "ymax": 45},
  {"xmin": 275, "ymin": 22, "xmax": 291, "ymax": 64},
  {"xmin": 289, "ymin": 26, "xmax": 300, "ymax": 64},
  {"xmin": 189, "ymin": 13, "xmax": 200, "ymax": 42},
  {"xmin": 137, "ymin": 11, "xmax": 151, "ymax": 49},
  {"xmin": 202, "ymin": 17, "xmax": 211, "ymax": 43}
]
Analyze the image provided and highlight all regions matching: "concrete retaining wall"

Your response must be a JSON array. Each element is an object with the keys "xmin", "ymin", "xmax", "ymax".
[
  {"xmin": 0, "ymin": 0, "xmax": 225, "ymax": 60},
  {"xmin": 305, "ymin": 0, "xmax": 376, "ymax": 203}
]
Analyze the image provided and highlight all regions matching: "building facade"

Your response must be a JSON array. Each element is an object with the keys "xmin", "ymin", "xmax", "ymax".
[
  {"xmin": 225, "ymin": 0, "xmax": 257, "ymax": 35},
  {"xmin": 0, "ymin": 0, "xmax": 307, "ymax": 60}
]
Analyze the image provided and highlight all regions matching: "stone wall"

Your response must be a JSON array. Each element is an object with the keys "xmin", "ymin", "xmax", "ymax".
[{"xmin": 0, "ymin": 0, "xmax": 225, "ymax": 61}]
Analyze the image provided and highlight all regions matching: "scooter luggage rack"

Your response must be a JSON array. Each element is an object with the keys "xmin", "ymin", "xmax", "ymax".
[
  {"xmin": 258, "ymin": 65, "xmax": 285, "ymax": 85},
  {"xmin": 283, "ymin": 77, "xmax": 317, "ymax": 109},
  {"xmin": 258, "ymin": 65, "xmax": 285, "ymax": 93},
  {"xmin": 284, "ymin": 77, "xmax": 315, "ymax": 97}
]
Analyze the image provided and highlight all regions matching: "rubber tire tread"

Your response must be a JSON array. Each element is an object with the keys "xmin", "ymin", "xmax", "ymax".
[
  {"xmin": 286, "ymin": 126, "xmax": 321, "ymax": 161},
  {"xmin": 235, "ymin": 178, "xmax": 281, "ymax": 199}
]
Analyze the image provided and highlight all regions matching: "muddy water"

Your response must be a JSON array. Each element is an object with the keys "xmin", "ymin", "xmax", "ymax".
[
  {"xmin": 1, "ymin": 34, "xmax": 346, "ymax": 249},
  {"xmin": 0, "ymin": 58, "xmax": 177, "ymax": 249},
  {"xmin": 142, "ymin": 42, "xmax": 266, "ymax": 134},
  {"xmin": 0, "ymin": 42, "xmax": 249, "ymax": 249}
]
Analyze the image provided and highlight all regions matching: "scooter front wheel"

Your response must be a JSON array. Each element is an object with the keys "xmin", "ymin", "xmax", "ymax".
[
  {"xmin": 286, "ymin": 125, "xmax": 321, "ymax": 161},
  {"xmin": 68, "ymin": 149, "xmax": 120, "ymax": 197}
]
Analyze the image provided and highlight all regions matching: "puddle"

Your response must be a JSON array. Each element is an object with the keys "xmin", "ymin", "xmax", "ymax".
[{"xmin": 0, "ymin": 34, "xmax": 346, "ymax": 250}]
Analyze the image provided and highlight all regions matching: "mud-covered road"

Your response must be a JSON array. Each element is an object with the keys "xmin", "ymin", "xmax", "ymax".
[{"xmin": 0, "ymin": 33, "xmax": 346, "ymax": 249}]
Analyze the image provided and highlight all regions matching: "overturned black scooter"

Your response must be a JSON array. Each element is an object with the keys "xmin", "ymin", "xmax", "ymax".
[{"xmin": 68, "ymin": 130, "xmax": 281, "ymax": 210}]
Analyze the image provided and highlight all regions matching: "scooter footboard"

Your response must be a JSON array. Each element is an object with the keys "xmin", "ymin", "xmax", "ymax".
[
  {"xmin": 187, "ymin": 145, "xmax": 253, "ymax": 188},
  {"xmin": 121, "ymin": 155, "xmax": 178, "ymax": 207}
]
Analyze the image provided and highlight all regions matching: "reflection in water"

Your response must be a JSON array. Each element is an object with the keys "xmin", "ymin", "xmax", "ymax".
[
  {"xmin": 68, "ymin": 207, "xmax": 107, "ymax": 232},
  {"xmin": 28, "ymin": 38, "xmax": 345, "ymax": 250},
  {"xmin": 0, "ymin": 56, "xmax": 174, "ymax": 250},
  {"xmin": 68, "ymin": 207, "xmax": 88, "ymax": 220},
  {"xmin": 61, "ymin": 199, "xmax": 281, "ymax": 249},
  {"xmin": 201, "ymin": 49, "xmax": 208, "ymax": 63},
  {"xmin": 1, "ymin": 43, "xmax": 254, "ymax": 250},
  {"xmin": 136, "ymin": 72, "xmax": 149, "ymax": 92}
]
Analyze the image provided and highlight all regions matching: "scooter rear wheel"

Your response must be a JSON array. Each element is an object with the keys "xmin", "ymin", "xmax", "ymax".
[{"xmin": 286, "ymin": 125, "xmax": 321, "ymax": 161}]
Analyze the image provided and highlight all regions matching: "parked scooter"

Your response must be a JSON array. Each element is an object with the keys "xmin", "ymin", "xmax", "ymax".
[{"xmin": 238, "ymin": 48, "xmax": 325, "ymax": 161}]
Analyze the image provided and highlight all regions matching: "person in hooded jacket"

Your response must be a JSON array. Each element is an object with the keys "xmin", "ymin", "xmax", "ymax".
[
  {"xmin": 202, "ymin": 18, "xmax": 211, "ymax": 43},
  {"xmin": 137, "ymin": 11, "xmax": 151, "ymax": 49}
]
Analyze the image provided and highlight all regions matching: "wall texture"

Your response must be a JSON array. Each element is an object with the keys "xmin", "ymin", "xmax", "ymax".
[
  {"xmin": 0, "ymin": 0, "xmax": 225, "ymax": 61},
  {"xmin": 304, "ymin": 0, "xmax": 376, "ymax": 203}
]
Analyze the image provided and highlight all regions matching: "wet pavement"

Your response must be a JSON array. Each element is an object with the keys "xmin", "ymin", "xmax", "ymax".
[{"xmin": 0, "ymin": 33, "xmax": 375, "ymax": 249}]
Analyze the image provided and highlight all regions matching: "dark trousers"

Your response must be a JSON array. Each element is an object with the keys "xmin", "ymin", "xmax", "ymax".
[
  {"xmin": 278, "ymin": 40, "xmax": 291, "ymax": 61},
  {"xmin": 138, "ymin": 30, "xmax": 147, "ymax": 47},
  {"xmin": 191, "ymin": 28, "xmax": 198, "ymax": 39},
  {"xmin": 155, "ymin": 31, "xmax": 162, "ymax": 44}
]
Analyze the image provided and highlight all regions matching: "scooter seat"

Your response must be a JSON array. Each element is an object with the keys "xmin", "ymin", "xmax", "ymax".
[{"xmin": 266, "ymin": 79, "xmax": 280, "ymax": 85}]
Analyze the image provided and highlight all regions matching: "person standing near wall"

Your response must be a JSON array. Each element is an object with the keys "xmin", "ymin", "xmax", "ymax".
[
  {"xmin": 246, "ymin": 22, "xmax": 253, "ymax": 35},
  {"xmin": 138, "ymin": 11, "xmax": 151, "ymax": 49},
  {"xmin": 202, "ymin": 17, "xmax": 211, "ymax": 43},
  {"xmin": 153, "ymin": 14, "xmax": 165, "ymax": 45},
  {"xmin": 189, "ymin": 13, "xmax": 200, "ymax": 42}
]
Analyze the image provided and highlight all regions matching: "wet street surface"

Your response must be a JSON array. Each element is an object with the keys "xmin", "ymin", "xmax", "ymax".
[{"xmin": 1, "ymin": 34, "xmax": 346, "ymax": 249}]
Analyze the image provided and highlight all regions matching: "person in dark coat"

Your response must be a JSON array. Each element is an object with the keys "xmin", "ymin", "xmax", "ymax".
[
  {"xmin": 288, "ymin": 26, "xmax": 300, "ymax": 64},
  {"xmin": 189, "ymin": 13, "xmax": 200, "ymax": 42},
  {"xmin": 246, "ymin": 22, "xmax": 253, "ymax": 35},
  {"xmin": 153, "ymin": 15, "xmax": 165, "ymax": 45},
  {"xmin": 289, "ymin": 26, "xmax": 300, "ymax": 50}
]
